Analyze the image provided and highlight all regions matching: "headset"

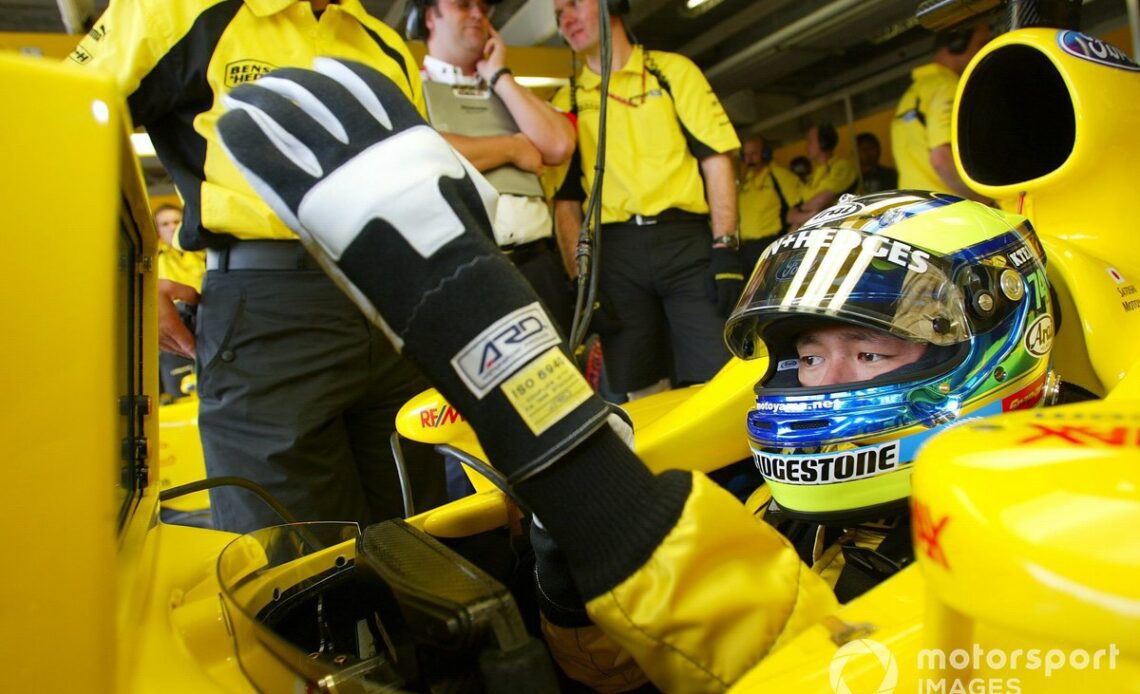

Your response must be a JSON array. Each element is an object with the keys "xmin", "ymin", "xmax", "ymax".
[
  {"xmin": 405, "ymin": 0, "xmax": 433, "ymax": 42},
  {"xmin": 816, "ymin": 124, "xmax": 838, "ymax": 152},
  {"xmin": 936, "ymin": 25, "xmax": 975, "ymax": 55},
  {"xmin": 405, "ymin": 0, "xmax": 431, "ymax": 42},
  {"xmin": 554, "ymin": 0, "xmax": 632, "ymax": 45},
  {"xmin": 741, "ymin": 137, "xmax": 773, "ymax": 163},
  {"xmin": 410, "ymin": 0, "xmax": 630, "ymax": 42},
  {"xmin": 405, "ymin": 0, "xmax": 508, "ymax": 41}
]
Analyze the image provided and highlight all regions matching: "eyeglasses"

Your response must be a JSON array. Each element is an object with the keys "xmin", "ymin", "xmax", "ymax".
[{"xmin": 440, "ymin": 0, "xmax": 494, "ymax": 17}]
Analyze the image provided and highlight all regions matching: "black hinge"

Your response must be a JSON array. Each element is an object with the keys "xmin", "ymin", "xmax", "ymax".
[
  {"xmin": 119, "ymin": 395, "xmax": 152, "ymax": 417},
  {"xmin": 119, "ymin": 395, "xmax": 152, "ymax": 490},
  {"xmin": 120, "ymin": 436, "xmax": 150, "ymax": 490}
]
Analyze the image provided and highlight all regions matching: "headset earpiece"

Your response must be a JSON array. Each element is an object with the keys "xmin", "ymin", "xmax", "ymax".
[
  {"xmin": 936, "ymin": 25, "xmax": 975, "ymax": 55},
  {"xmin": 609, "ymin": 0, "xmax": 631, "ymax": 15},
  {"xmin": 947, "ymin": 29, "xmax": 971, "ymax": 54},
  {"xmin": 405, "ymin": 0, "xmax": 427, "ymax": 41},
  {"xmin": 761, "ymin": 142, "xmax": 773, "ymax": 163},
  {"xmin": 817, "ymin": 124, "xmax": 838, "ymax": 152}
]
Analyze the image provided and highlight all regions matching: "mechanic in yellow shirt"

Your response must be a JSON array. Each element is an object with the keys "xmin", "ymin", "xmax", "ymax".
[
  {"xmin": 550, "ymin": 0, "xmax": 742, "ymax": 401},
  {"xmin": 786, "ymin": 124, "xmax": 859, "ymax": 229},
  {"xmin": 152, "ymin": 203, "xmax": 203, "ymax": 398},
  {"xmin": 891, "ymin": 22, "xmax": 992, "ymax": 201},
  {"xmin": 736, "ymin": 134, "xmax": 801, "ymax": 271},
  {"xmin": 73, "ymin": 0, "xmax": 446, "ymax": 533}
]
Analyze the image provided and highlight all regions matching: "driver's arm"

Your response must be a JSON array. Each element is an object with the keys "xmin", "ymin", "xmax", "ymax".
[{"xmin": 217, "ymin": 61, "xmax": 838, "ymax": 693}]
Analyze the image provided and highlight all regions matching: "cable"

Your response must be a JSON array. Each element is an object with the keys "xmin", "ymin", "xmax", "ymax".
[
  {"xmin": 388, "ymin": 432, "xmax": 416, "ymax": 518},
  {"xmin": 435, "ymin": 444, "xmax": 531, "ymax": 513},
  {"xmin": 158, "ymin": 476, "xmax": 323, "ymax": 549},
  {"xmin": 160, "ymin": 475, "xmax": 299, "ymax": 522},
  {"xmin": 568, "ymin": 0, "xmax": 616, "ymax": 351}
]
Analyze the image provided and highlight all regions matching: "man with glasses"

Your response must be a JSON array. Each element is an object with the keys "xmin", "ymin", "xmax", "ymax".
[
  {"xmin": 551, "ymin": 0, "xmax": 742, "ymax": 402},
  {"xmin": 71, "ymin": 0, "xmax": 448, "ymax": 534},
  {"xmin": 406, "ymin": 0, "xmax": 576, "ymax": 334}
]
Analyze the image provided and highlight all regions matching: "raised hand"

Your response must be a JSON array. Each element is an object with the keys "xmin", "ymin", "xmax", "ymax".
[{"xmin": 217, "ymin": 58, "xmax": 610, "ymax": 484}]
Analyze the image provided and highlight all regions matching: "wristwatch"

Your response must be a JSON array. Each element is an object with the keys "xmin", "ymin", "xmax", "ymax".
[{"xmin": 712, "ymin": 234, "xmax": 740, "ymax": 250}]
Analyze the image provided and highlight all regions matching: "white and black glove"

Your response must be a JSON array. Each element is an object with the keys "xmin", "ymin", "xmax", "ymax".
[{"xmin": 217, "ymin": 58, "xmax": 611, "ymax": 484}]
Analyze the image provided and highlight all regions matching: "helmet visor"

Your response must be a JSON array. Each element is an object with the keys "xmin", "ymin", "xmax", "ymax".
[{"xmin": 726, "ymin": 227, "xmax": 970, "ymax": 358}]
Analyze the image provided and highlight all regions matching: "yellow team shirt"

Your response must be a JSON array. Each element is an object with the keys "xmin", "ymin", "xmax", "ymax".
[
  {"xmin": 551, "ymin": 46, "xmax": 740, "ymax": 224},
  {"xmin": 738, "ymin": 164, "xmax": 801, "ymax": 241},
  {"xmin": 800, "ymin": 157, "xmax": 858, "ymax": 203},
  {"xmin": 891, "ymin": 62, "xmax": 958, "ymax": 193},
  {"xmin": 157, "ymin": 243, "xmax": 206, "ymax": 291},
  {"xmin": 72, "ymin": 0, "xmax": 425, "ymax": 250}
]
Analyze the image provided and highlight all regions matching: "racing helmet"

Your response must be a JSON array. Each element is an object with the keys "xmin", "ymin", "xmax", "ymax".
[{"xmin": 724, "ymin": 191, "xmax": 1055, "ymax": 523}]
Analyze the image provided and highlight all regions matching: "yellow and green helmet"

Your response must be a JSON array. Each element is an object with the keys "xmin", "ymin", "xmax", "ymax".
[{"xmin": 724, "ymin": 191, "xmax": 1055, "ymax": 523}]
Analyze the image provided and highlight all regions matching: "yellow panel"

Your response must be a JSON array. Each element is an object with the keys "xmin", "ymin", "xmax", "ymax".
[
  {"xmin": 957, "ymin": 29, "xmax": 1140, "ymax": 274},
  {"xmin": 911, "ymin": 402, "xmax": 1140, "ymax": 665},
  {"xmin": 0, "ymin": 31, "xmax": 82, "ymax": 59},
  {"xmin": 0, "ymin": 52, "xmax": 123, "ymax": 693},
  {"xmin": 632, "ymin": 357, "xmax": 767, "ymax": 473},
  {"xmin": 157, "ymin": 396, "xmax": 209, "ymax": 512}
]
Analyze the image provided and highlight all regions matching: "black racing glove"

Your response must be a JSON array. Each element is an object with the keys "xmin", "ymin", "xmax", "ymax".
[
  {"xmin": 216, "ymin": 58, "xmax": 611, "ymax": 485},
  {"xmin": 706, "ymin": 245, "xmax": 745, "ymax": 317}
]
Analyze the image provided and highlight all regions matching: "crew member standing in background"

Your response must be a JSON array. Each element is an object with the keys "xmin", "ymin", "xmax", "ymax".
[
  {"xmin": 891, "ymin": 22, "xmax": 992, "ymax": 201},
  {"xmin": 72, "ymin": 0, "xmax": 447, "ymax": 534},
  {"xmin": 855, "ymin": 132, "xmax": 898, "ymax": 194},
  {"xmin": 737, "ymin": 135, "xmax": 801, "ymax": 272},
  {"xmin": 786, "ymin": 124, "xmax": 859, "ymax": 229},
  {"xmin": 152, "ymin": 203, "xmax": 204, "ymax": 399},
  {"xmin": 551, "ymin": 0, "xmax": 742, "ymax": 401},
  {"xmin": 409, "ymin": 0, "xmax": 575, "ymax": 333}
]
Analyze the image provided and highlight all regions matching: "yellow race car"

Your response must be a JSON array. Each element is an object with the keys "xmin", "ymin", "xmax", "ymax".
[{"xmin": 2, "ymin": 10, "xmax": 1138, "ymax": 694}]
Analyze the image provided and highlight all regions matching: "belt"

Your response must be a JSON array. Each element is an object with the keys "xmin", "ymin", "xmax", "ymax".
[
  {"xmin": 501, "ymin": 236, "xmax": 554, "ymax": 264},
  {"xmin": 205, "ymin": 240, "xmax": 320, "ymax": 271},
  {"xmin": 603, "ymin": 208, "xmax": 708, "ymax": 228}
]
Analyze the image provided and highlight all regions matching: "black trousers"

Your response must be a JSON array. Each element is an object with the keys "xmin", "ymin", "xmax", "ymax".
[
  {"xmin": 506, "ymin": 237, "xmax": 573, "ymax": 337},
  {"xmin": 196, "ymin": 267, "xmax": 446, "ymax": 534},
  {"xmin": 595, "ymin": 220, "xmax": 730, "ymax": 393},
  {"xmin": 741, "ymin": 236, "xmax": 778, "ymax": 279}
]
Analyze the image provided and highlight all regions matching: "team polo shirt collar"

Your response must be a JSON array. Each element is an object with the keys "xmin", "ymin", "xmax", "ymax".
[
  {"xmin": 576, "ymin": 44, "xmax": 646, "ymax": 91},
  {"xmin": 243, "ymin": 0, "xmax": 362, "ymax": 19},
  {"xmin": 423, "ymin": 54, "xmax": 482, "ymax": 86},
  {"xmin": 243, "ymin": 0, "xmax": 302, "ymax": 16},
  {"xmin": 744, "ymin": 165, "xmax": 771, "ymax": 185},
  {"xmin": 911, "ymin": 62, "xmax": 957, "ymax": 82}
]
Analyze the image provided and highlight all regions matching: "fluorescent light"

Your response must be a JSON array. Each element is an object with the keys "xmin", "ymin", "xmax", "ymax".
[
  {"xmin": 686, "ymin": 0, "xmax": 713, "ymax": 8},
  {"xmin": 514, "ymin": 76, "xmax": 570, "ymax": 88},
  {"xmin": 131, "ymin": 132, "xmax": 156, "ymax": 158}
]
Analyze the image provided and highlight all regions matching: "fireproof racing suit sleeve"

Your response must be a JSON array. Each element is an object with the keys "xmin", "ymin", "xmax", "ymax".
[
  {"xmin": 581, "ymin": 473, "xmax": 838, "ymax": 693},
  {"xmin": 217, "ymin": 58, "xmax": 838, "ymax": 694},
  {"xmin": 539, "ymin": 473, "xmax": 838, "ymax": 693}
]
